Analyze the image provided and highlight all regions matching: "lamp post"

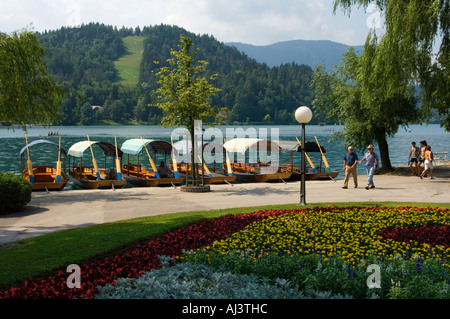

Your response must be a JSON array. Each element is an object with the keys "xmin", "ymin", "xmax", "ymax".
[{"xmin": 295, "ymin": 106, "xmax": 313, "ymax": 206}]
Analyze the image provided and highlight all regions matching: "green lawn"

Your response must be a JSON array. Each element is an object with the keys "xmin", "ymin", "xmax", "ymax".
[
  {"xmin": 114, "ymin": 36, "xmax": 144, "ymax": 87},
  {"xmin": 1, "ymin": 201, "xmax": 449, "ymax": 289}
]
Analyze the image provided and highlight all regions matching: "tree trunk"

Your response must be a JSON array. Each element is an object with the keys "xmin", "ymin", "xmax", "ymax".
[
  {"xmin": 377, "ymin": 135, "xmax": 393, "ymax": 171},
  {"xmin": 189, "ymin": 128, "xmax": 198, "ymax": 186}
]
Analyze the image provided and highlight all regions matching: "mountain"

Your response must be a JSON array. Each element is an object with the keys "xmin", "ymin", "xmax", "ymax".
[
  {"xmin": 36, "ymin": 23, "xmax": 319, "ymax": 125},
  {"xmin": 227, "ymin": 40, "xmax": 364, "ymax": 72}
]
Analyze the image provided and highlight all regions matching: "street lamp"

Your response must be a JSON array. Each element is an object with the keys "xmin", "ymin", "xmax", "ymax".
[{"xmin": 295, "ymin": 106, "xmax": 313, "ymax": 206}]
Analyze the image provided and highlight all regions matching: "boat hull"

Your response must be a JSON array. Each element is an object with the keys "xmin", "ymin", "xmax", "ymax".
[
  {"xmin": 264, "ymin": 172, "xmax": 292, "ymax": 183},
  {"xmin": 233, "ymin": 173, "xmax": 269, "ymax": 183},
  {"xmin": 288, "ymin": 171, "xmax": 339, "ymax": 181},
  {"xmin": 203, "ymin": 174, "xmax": 236, "ymax": 184},
  {"xmin": 124, "ymin": 174, "xmax": 184, "ymax": 187},
  {"xmin": 70, "ymin": 177, "xmax": 126, "ymax": 189},
  {"xmin": 30, "ymin": 181, "xmax": 67, "ymax": 191},
  {"xmin": 22, "ymin": 167, "xmax": 68, "ymax": 191},
  {"xmin": 69, "ymin": 167, "xmax": 126, "ymax": 189}
]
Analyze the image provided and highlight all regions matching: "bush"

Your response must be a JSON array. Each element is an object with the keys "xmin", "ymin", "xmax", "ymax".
[{"xmin": 0, "ymin": 171, "xmax": 32, "ymax": 214}]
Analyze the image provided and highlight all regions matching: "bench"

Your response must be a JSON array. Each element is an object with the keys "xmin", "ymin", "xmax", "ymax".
[{"xmin": 433, "ymin": 152, "xmax": 448, "ymax": 166}]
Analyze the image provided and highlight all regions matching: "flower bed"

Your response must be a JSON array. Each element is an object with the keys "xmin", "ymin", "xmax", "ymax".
[
  {"xmin": 0, "ymin": 209, "xmax": 288, "ymax": 299},
  {"xmin": 187, "ymin": 206, "xmax": 450, "ymax": 265},
  {"xmin": 1, "ymin": 206, "xmax": 449, "ymax": 299}
]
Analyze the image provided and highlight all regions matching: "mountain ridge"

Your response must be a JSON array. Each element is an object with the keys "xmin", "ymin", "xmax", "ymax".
[{"xmin": 226, "ymin": 39, "xmax": 364, "ymax": 71}]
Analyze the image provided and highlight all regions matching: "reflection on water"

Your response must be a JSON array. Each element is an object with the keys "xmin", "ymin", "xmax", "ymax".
[{"xmin": 1, "ymin": 124, "xmax": 448, "ymax": 190}]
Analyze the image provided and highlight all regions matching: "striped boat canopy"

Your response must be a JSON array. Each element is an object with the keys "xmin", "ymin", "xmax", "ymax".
[
  {"xmin": 68, "ymin": 141, "xmax": 123, "ymax": 158},
  {"xmin": 19, "ymin": 139, "xmax": 67, "ymax": 158},
  {"xmin": 278, "ymin": 140, "xmax": 326, "ymax": 153},
  {"xmin": 172, "ymin": 140, "xmax": 225, "ymax": 156},
  {"xmin": 121, "ymin": 139, "xmax": 173, "ymax": 156},
  {"xmin": 223, "ymin": 138, "xmax": 281, "ymax": 154}
]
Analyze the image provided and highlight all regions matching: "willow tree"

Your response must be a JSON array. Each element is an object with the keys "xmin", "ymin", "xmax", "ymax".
[
  {"xmin": 0, "ymin": 30, "xmax": 66, "ymax": 128},
  {"xmin": 153, "ymin": 35, "xmax": 223, "ymax": 187},
  {"xmin": 311, "ymin": 41, "xmax": 418, "ymax": 170},
  {"xmin": 333, "ymin": 0, "xmax": 449, "ymax": 130},
  {"xmin": 312, "ymin": 0, "xmax": 448, "ymax": 170}
]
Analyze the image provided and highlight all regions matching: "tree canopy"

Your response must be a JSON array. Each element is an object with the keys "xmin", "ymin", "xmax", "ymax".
[
  {"xmin": 0, "ymin": 31, "xmax": 65, "ymax": 128},
  {"xmin": 311, "ymin": 0, "xmax": 448, "ymax": 170},
  {"xmin": 153, "ymin": 35, "xmax": 224, "ymax": 130},
  {"xmin": 333, "ymin": 0, "xmax": 449, "ymax": 130},
  {"xmin": 311, "ymin": 42, "xmax": 418, "ymax": 170},
  {"xmin": 153, "ymin": 35, "xmax": 223, "ymax": 186}
]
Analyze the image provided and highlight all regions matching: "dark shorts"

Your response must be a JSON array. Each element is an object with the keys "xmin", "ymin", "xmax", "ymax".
[
  {"xmin": 410, "ymin": 157, "xmax": 418, "ymax": 163},
  {"xmin": 418, "ymin": 156, "xmax": 425, "ymax": 163}
]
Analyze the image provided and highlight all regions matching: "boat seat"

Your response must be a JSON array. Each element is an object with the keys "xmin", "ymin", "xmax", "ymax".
[{"xmin": 33, "ymin": 174, "xmax": 55, "ymax": 183}]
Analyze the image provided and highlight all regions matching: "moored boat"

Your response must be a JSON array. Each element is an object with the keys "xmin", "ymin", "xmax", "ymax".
[
  {"xmin": 172, "ymin": 140, "xmax": 236, "ymax": 185},
  {"xmin": 120, "ymin": 137, "xmax": 184, "ymax": 187},
  {"xmin": 67, "ymin": 138, "xmax": 126, "ymax": 189},
  {"xmin": 20, "ymin": 136, "xmax": 68, "ymax": 191},
  {"xmin": 278, "ymin": 139, "xmax": 339, "ymax": 181},
  {"xmin": 223, "ymin": 138, "xmax": 291, "ymax": 183}
]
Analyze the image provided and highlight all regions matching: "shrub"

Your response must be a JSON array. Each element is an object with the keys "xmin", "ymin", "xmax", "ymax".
[
  {"xmin": 181, "ymin": 249, "xmax": 450, "ymax": 299},
  {"xmin": 0, "ymin": 171, "xmax": 32, "ymax": 214},
  {"xmin": 96, "ymin": 256, "xmax": 350, "ymax": 299}
]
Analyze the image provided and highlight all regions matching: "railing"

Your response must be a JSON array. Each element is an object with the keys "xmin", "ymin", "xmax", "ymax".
[{"xmin": 433, "ymin": 152, "xmax": 448, "ymax": 166}]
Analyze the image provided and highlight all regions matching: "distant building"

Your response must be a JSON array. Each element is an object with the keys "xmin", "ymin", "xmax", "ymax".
[{"xmin": 91, "ymin": 105, "xmax": 103, "ymax": 111}]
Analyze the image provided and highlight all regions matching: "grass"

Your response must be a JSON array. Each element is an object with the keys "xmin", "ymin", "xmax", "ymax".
[
  {"xmin": 1, "ymin": 201, "xmax": 449, "ymax": 290},
  {"xmin": 114, "ymin": 36, "xmax": 145, "ymax": 87}
]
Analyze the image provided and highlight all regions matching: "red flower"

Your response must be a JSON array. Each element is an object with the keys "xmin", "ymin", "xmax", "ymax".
[
  {"xmin": 0, "ymin": 209, "xmax": 290, "ymax": 299},
  {"xmin": 378, "ymin": 224, "xmax": 450, "ymax": 248}
]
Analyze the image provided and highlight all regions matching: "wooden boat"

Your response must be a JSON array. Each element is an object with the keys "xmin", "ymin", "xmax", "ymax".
[
  {"xmin": 121, "ymin": 138, "xmax": 184, "ymax": 187},
  {"xmin": 278, "ymin": 139, "xmax": 339, "ymax": 181},
  {"xmin": 223, "ymin": 138, "xmax": 291, "ymax": 183},
  {"xmin": 19, "ymin": 136, "xmax": 68, "ymax": 191},
  {"xmin": 175, "ymin": 162, "xmax": 236, "ymax": 185},
  {"xmin": 67, "ymin": 137, "xmax": 126, "ymax": 189},
  {"xmin": 172, "ymin": 140, "xmax": 236, "ymax": 185}
]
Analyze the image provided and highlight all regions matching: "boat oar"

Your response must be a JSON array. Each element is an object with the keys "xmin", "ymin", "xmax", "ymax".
[
  {"xmin": 86, "ymin": 134, "xmax": 101, "ymax": 180},
  {"xmin": 140, "ymin": 136, "xmax": 160, "ymax": 178},
  {"xmin": 295, "ymin": 136, "xmax": 317, "ymax": 173},
  {"xmin": 114, "ymin": 135, "xmax": 122, "ymax": 180},
  {"xmin": 55, "ymin": 135, "xmax": 62, "ymax": 183},
  {"xmin": 224, "ymin": 138, "xmax": 233, "ymax": 176},
  {"xmin": 197, "ymin": 154, "xmax": 212, "ymax": 177},
  {"xmin": 25, "ymin": 133, "xmax": 34, "ymax": 184},
  {"xmin": 170, "ymin": 135, "xmax": 179, "ymax": 178},
  {"xmin": 314, "ymin": 135, "xmax": 331, "ymax": 173}
]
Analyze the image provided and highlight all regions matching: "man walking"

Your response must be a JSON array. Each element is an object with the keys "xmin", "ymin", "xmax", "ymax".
[
  {"xmin": 343, "ymin": 146, "xmax": 358, "ymax": 189},
  {"xmin": 359, "ymin": 144, "xmax": 379, "ymax": 190},
  {"xmin": 408, "ymin": 142, "xmax": 420, "ymax": 176}
]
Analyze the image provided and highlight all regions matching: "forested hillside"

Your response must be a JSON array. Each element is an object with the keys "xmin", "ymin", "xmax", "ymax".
[{"xmin": 37, "ymin": 23, "xmax": 317, "ymax": 125}]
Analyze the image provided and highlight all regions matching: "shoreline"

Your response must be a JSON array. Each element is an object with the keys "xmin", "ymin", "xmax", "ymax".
[{"xmin": 1, "ymin": 167, "xmax": 449, "ymax": 245}]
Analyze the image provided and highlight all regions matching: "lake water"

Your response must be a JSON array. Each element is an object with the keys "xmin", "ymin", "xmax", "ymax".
[{"xmin": 1, "ymin": 124, "xmax": 448, "ymax": 189}]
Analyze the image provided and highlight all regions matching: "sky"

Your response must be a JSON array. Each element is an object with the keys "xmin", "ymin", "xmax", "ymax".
[{"xmin": 1, "ymin": 0, "xmax": 385, "ymax": 46}]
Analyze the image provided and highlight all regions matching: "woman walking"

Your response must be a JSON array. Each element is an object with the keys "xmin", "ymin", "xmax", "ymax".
[
  {"xmin": 359, "ymin": 144, "xmax": 379, "ymax": 190},
  {"xmin": 420, "ymin": 145, "xmax": 434, "ymax": 179}
]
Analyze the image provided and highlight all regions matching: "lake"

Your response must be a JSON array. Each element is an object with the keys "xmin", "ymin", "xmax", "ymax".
[{"xmin": 1, "ymin": 124, "xmax": 448, "ymax": 189}]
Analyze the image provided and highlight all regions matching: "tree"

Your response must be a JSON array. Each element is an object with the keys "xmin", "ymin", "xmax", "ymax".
[
  {"xmin": 311, "ymin": 41, "xmax": 418, "ymax": 170},
  {"xmin": 153, "ymin": 35, "xmax": 224, "ymax": 187},
  {"xmin": 332, "ymin": 0, "xmax": 449, "ymax": 130},
  {"xmin": 0, "ymin": 30, "xmax": 66, "ymax": 128}
]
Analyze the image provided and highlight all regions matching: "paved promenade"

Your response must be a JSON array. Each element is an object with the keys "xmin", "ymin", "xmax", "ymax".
[{"xmin": 1, "ymin": 167, "xmax": 449, "ymax": 245}]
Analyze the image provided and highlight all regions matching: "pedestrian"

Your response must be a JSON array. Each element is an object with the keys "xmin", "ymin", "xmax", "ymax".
[
  {"xmin": 417, "ymin": 140, "xmax": 427, "ymax": 176},
  {"xmin": 408, "ymin": 141, "xmax": 420, "ymax": 176},
  {"xmin": 342, "ymin": 146, "xmax": 358, "ymax": 189},
  {"xmin": 157, "ymin": 161, "xmax": 172, "ymax": 178},
  {"xmin": 419, "ymin": 145, "xmax": 434, "ymax": 179},
  {"xmin": 359, "ymin": 144, "xmax": 379, "ymax": 190}
]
